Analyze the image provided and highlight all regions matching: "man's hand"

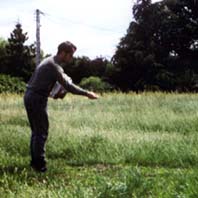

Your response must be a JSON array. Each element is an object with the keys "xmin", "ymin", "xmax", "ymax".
[
  {"xmin": 53, "ymin": 87, "xmax": 67, "ymax": 99},
  {"xmin": 53, "ymin": 91, "xmax": 66, "ymax": 99},
  {"xmin": 86, "ymin": 91, "xmax": 99, "ymax": 99}
]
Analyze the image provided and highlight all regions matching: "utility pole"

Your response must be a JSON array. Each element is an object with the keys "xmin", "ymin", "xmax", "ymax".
[{"xmin": 36, "ymin": 9, "xmax": 44, "ymax": 66}]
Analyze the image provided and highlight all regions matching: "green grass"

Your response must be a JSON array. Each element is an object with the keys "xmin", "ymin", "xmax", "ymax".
[{"xmin": 1, "ymin": 92, "xmax": 198, "ymax": 197}]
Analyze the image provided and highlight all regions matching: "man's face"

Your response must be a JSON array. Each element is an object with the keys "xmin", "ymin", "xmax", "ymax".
[{"xmin": 63, "ymin": 52, "xmax": 73, "ymax": 63}]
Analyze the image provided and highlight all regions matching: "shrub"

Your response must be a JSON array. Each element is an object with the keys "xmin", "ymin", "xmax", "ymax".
[
  {"xmin": 79, "ymin": 76, "xmax": 113, "ymax": 93},
  {"xmin": 0, "ymin": 74, "xmax": 26, "ymax": 93}
]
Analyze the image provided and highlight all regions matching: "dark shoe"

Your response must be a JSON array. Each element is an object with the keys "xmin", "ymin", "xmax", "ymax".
[{"xmin": 30, "ymin": 160, "xmax": 47, "ymax": 173}]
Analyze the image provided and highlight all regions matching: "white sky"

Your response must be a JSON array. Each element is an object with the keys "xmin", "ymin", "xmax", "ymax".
[{"xmin": 0, "ymin": 0, "xmax": 161, "ymax": 59}]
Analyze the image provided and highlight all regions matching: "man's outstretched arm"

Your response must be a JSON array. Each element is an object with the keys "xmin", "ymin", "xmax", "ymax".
[{"xmin": 57, "ymin": 71, "xmax": 99, "ymax": 99}]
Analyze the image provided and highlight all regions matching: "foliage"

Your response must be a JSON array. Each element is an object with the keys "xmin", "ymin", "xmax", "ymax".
[
  {"xmin": 64, "ymin": 56, "xmax": 112, "ymax": 85},
  {"xmin": 5, "ymin": 23, "xmax": 36, "ymax": 82},
  {"xmin": 0, "ymin": 38, "xmax": 8, "ymax": 74},
  {"xmin": 79, "ymin": 76, "xmax": 113, "ymax": 92},
  {"xmin": 0, "ymin": 74, "xmax": 26, "ymax": 93},
  {"xmin": 112, "ymin": 0, "xmax": 198, "ymax": 92}
]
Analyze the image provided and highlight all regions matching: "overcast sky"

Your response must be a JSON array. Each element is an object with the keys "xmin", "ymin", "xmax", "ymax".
[{"xmin": 0, "ymin": 0, "xmax": 161, "ymax": 59}]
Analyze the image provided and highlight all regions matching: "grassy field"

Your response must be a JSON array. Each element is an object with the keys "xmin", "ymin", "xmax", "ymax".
[{"xmin": 1, "ymin": 92, "xmax": 198, "ymax": 197}]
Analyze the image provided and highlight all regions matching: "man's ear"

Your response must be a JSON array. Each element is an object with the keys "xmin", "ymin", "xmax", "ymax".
[{"xmin": 60, "ymin": 51, "xmax": 66, "ymax": 57}]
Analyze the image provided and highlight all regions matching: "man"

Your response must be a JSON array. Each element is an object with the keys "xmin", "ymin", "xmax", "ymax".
[{"xmin": 24, "ymin": 41, "xmax": 98, "ymax": 172}]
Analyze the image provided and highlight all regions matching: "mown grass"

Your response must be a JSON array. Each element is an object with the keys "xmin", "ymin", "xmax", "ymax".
[{"xmin": 1, "ymin": 92, "xmax": 198, "ymax": 197}]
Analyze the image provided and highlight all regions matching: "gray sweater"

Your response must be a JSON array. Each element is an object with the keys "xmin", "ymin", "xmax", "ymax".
[{"xmin": 27, "ymin": 56, "xmax": 88, "ymax": 97}]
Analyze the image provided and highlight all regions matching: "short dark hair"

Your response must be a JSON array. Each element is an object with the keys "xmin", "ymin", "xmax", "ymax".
[{"xmin": 57, "ymin": 41, "xmax": 77, "ymax": 54}]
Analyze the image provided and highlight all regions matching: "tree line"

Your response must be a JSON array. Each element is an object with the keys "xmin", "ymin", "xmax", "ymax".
[
  {"xmin": 0, "ymin": 0, "xmax": 198, "ymax": 92},
  {"xmin": 113, "ymin": 0, "xmax": 198, "ymax": 92}
]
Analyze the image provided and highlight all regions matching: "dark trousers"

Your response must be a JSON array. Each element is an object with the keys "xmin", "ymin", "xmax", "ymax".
[{"xmin": 24, "ymin": 90, "xmax": 49, "ymax": 165}]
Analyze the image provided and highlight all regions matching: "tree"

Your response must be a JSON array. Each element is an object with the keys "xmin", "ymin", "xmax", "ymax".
[
  {"xmin": 112, "ymin": 0, "xmax": 198, "ymax": 92},
  {"xmin": 6, "ymin": 23, "xmax": 36, "ymax": 81},
  {"xmin": 112, "ymin": 0, "xmax": 159, "ymax": 91},
  {"xmin": 0, "ymin": 37, "xmax": 8, "ymax": 73},
  {"xmin": 63, "ymin": 56, "xmax": 112, "ymax": 84}
]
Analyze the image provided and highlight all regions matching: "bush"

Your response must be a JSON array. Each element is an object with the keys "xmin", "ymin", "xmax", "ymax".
[
  {"xmin": 0, "ymin": 74, "xmax": 26, "ymax": 93},
  {"xmin": 79, "ymin": 76, "xmax": 113, "ymax": 93}
]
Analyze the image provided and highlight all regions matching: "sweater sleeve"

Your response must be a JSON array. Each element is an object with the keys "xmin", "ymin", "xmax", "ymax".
[{"xmin": 56, "ymin": 67, "xmax": 88, "ymax": 96}]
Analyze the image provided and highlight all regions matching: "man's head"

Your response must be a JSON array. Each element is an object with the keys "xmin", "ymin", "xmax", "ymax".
[{"xmin": 57, "ymin": 41, "xmax": 77, "ymax": 63}]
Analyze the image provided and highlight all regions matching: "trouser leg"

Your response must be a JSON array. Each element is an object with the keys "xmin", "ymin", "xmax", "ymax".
[
  {"xmin": 24, "ymin": 91, "xmax": 49, "ymax": 166},
  {"xmin": 30, "ymin": 108, "xmax": 49, "ymax": 164}
]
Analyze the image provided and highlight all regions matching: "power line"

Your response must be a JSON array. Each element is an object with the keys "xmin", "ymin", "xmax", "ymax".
[
  {"xmin": 33, "ymin": 9, "xmax": 125, "ymax": 59},
  {"xmin": 44, "ymin": 13, "xmax": 124, "ymax": 34}
]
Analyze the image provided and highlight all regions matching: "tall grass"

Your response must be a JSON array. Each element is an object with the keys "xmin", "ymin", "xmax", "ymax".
[{"xmin": 1, "ymin": 92, "xmax": 198, "ymax": 197}]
